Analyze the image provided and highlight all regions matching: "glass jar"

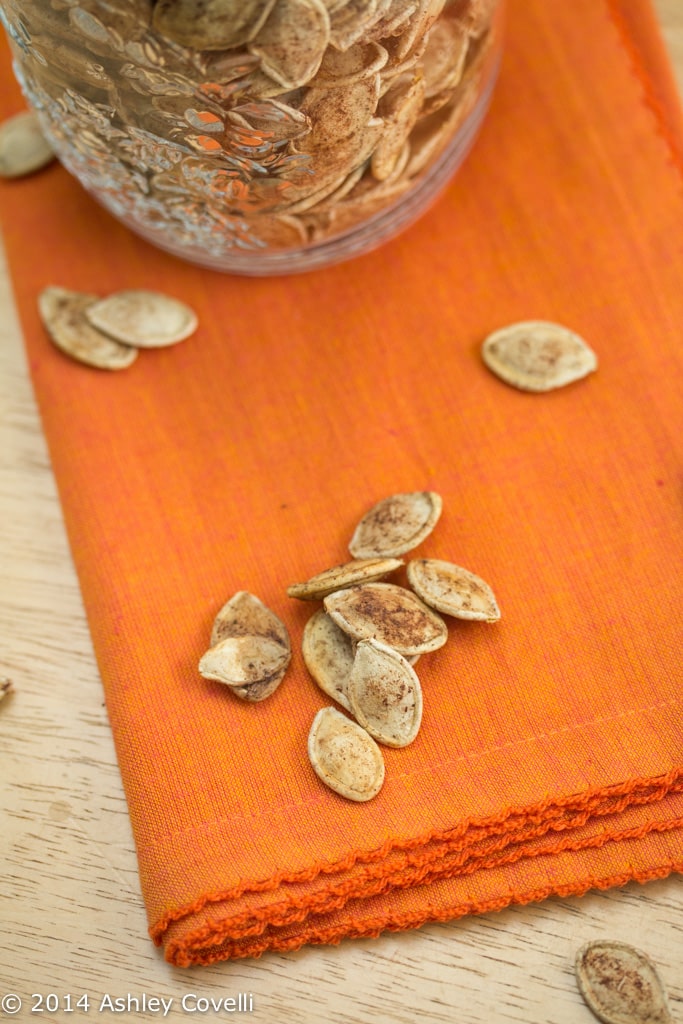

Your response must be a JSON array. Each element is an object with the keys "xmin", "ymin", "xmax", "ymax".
[{"xmin": 0, "ymin": 0, "xmax": 504, "ymax": 274}]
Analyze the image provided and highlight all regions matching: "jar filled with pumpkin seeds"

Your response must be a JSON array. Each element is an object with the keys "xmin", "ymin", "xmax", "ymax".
[{"xmin": 0, "ymin": 0, "xmax": 504, "ymax": 274}]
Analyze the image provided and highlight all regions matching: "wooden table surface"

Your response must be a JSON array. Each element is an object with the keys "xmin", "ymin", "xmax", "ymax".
[{"xmin": 2, "ymin": 5, "xmax": 682, "ymax": 1023}]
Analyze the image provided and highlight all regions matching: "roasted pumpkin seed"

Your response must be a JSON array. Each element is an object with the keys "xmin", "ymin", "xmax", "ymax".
[
  {"xmin": 85, "ymin": 289, "xmax": 198, "ymax": 348},
  {"xmin": 37, "ymin": 286, "xmax": 138, "ymax": 371},
  {"xmin": 152, "ymin": 0, "xmax": 279, "ymax": 50},
  {"xmin": 371, "ymin": 70, "xmax": 425, "ymax": 180},
  {"xmin": 407, "ymin": 558, "xmax": 500, "ymax": 621},
  {"xmin": 324, "ymin": 581, "xmax": 448, "ymax": 655},
  {"xmin": 198, "ymin": 635, "xmax": 290, "ymax": 687},
  {"xmin": 347, "ymin": 638, "xmax": 422, "ymax": 747},
  {"xmin": 211, "ymin": 590, "xmax": 291, "ymax": 650},
  {"xmin": 302, "ymin": 609, "xmax": 355, "ymax": 711},
  {"xmin": 0, "ymin": 110, "xmax": 55, "ymax": 179},
  {"xmin": 308, "ymin": 705, "xmax": 385, "ymax": 801},
  {"xmin": 349, "ymin": 491, "xmax": 442, "ymax": 558},
  {"xmin": 575, "ymin": 941, "xmax": 673, "ymax": 1024},
  {"xmin": 249, "ymin": 0, "xmax": 331, "ymax": 90},
  {"xmin": 482, "ymin": 320, "xmax": 598, "ymax": 392},
  {"xmin": 229, "ymin": 669, "xmax": 288, "ymax": 703},
  {"xmin": 287, "ymin": 557, "xmax": 403, "ymax": 600}
]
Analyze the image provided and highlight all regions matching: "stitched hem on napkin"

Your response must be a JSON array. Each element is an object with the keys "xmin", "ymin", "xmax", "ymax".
[
  {"xmin": 606, "ymin": 0, "xmax": 683, "ymax": 166},
  {"xmin": 150, "ymin": 766, "xmax": 683, "ymax": 964}
]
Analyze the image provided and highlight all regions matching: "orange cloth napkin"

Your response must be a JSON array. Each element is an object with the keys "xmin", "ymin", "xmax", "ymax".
[{"xmin": 1, "ymin": 0, "xmax": 682, "ymax": 967}]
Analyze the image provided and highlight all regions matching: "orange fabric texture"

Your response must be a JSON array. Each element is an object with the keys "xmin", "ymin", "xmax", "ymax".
[{"xmin": 1, "ymin": 0, "xmax": 682, "ymax": 966}]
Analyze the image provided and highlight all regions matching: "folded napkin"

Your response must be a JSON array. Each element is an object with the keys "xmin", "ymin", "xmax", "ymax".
[{"xmin": 1, "ymin": 0, "xmax": 682, "ymax": 967}]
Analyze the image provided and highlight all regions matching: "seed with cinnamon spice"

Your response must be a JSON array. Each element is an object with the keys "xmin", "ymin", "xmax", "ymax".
[
  {"xmin": 348, "ymin": 491, "xmax": 442, "ymax": 558},
  {"xmin": 346, "ymin": 639, "xmax": 423, "ymax": 748},
  {"xmin": 308, "ymin": 705, "xmax": 385, "ymax": 802},
  {"xmin": 85, "ymin": 290, "xmax": 198, "ymax": 348},
  {"xmin": 482, "ymin": 320, "xmax": 597, "ymax": 391},
  {"xmin": 575, "ymin": 940, "xmax": 673, "ymax": 1024}
]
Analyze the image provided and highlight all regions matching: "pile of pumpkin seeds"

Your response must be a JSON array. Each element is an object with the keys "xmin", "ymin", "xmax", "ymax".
[
  {"xmin": 147, "ymin": 0, "xmax": 501, "ymax": 246},
  {"xmin": 198, "ymin": 491, "xmax": 500, "ymax": 803},
  {"xmin": 37, "ymin": 286, "xmax": 198, "ymax": 369},
  {"xmin": 296, "ymin": 490, "xmax": 500, "ymax": 800}
]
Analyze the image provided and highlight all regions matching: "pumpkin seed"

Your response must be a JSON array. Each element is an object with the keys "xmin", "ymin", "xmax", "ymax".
[
  {"xmin": 347, "ymin": 638, "xmax": 422, "ymax": 747},
  {"xmin": 349, "ymin": 491, "xmax": 442, "ymax": 558},
  {"xmin": 314, "ymin": 39, "xmax": 388, "ymax": 87},
  {"xmin": 404, "ymin": 92, "xmax": 463, "ymax": 176},
  {"xmin": 198, "ymin": 635, "xmax": 290, "ymax": 687},
  {"xmin": 367, "ymin": 0, "xmax": 418, "ymax": 42},
  {"xmin": 85, "ymin": 289, "xmax": 198, "ymax": 348},
  {"xmin": 406, "ymin": 558, "xmax": 500, "ymax": 621},
  {"xmin": 37, "ymin": 287, "xmax": 138, "ymax": 371},
  {"xmin": 302, "ymin": 609, "xmax": 355, "ymax": 711},
  {"xmin": 249, "ymin": 0, "xmax": 331, "ymax": 90},
  {"xmin": 371, "ymin": 70, "xmax": 425, "ymax": 180},
  {"xmin": 308, "ymin": 705, "xmax": 385, "ymax": 801},
  {"xmin": 287, "ymin": 557, "xmax": 403, "ymax": 600},
  {"xmin": 324, "ymin": 581, "xmax": 448, "ymax": 655},
  {"xmin": 329, "ymin": 0, "xmax": 382, "ymax": 51},
  {"xmin": 482, "ymin": 320, "xmax": 598, "ymax": 392},
  {"xmin": 152, "ymin": 0, "xmax": 279, "ymax": 51},
  {"xmin": 229, "ymin": 669, "xmax": 288, "ymax": 703},
  {"xmin": 423, "ymin": 18, "xmax": 469, "ymax": 94},
  {"xmin": 390, "ymin": 0, "xmax": 446, "ymax": 61},
  {"xmin": 575, "ymin": 941, "xmax": 673, "ymax": 1024},
  {"xmin": 0, "ymin": 110, "xmax": 55, "ymax": 179},
  {"xmin": 210, "ymin": 590, "xmax": 291, "ymax": 651},
  {"xmin": 302, "ymin": 607, "xmax": 422, "ymax": 710}
]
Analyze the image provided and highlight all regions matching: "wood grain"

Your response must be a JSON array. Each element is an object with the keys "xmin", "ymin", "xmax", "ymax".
[
  {"xmin": 1, "ymin": 7, "xmax": 682, "ymax": 1023},
  {"xmin": 655, "ymin": 0, "xmax": 683, "ymax": 92}
]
